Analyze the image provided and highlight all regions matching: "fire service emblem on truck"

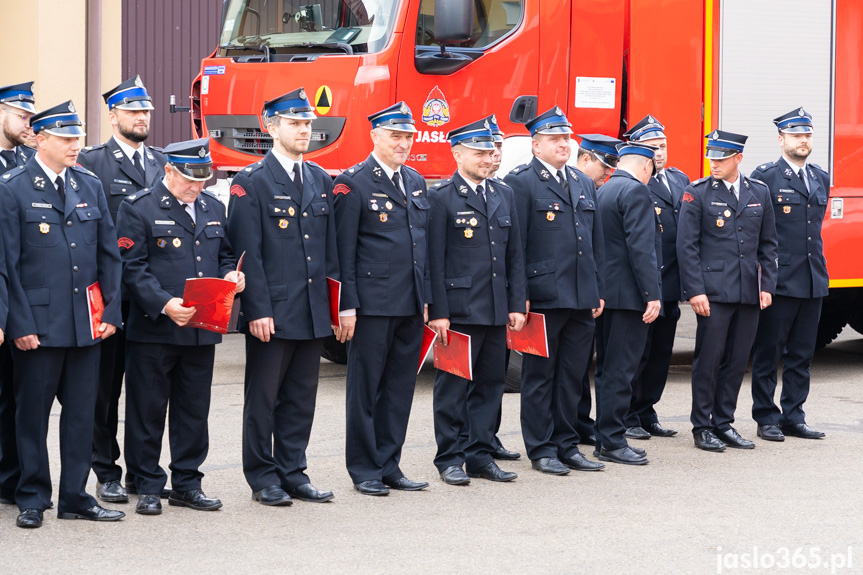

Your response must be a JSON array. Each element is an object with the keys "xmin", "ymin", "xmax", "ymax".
[{"xmin": 422, "ymin": 86, "xmax": 450, "ymax": 127}]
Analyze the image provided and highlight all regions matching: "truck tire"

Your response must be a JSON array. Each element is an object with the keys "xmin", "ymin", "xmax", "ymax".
[
  {"xmin": 815, "ymin": 311, "xmax": 846, "ymax": 350},
  {"xmin": 321, "ymin": 335, "xmax": 347, "ymax": 364}
]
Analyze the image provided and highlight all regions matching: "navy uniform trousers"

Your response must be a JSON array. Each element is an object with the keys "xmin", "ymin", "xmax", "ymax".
[
  {"xmin": 627, "ymin": 301, "xmax": 680, "ymax": 428},
  {"xmin": 346, "ymin": 315, "xmax": 423, "ymax": 483},
  {"xmin": 690, "ymin": 303, "xmax": 760, "ymax": 434},
  {"xmin": 433, "ymin": 324, "xmax": 507, "ymax": 472},
  {"xmin": 521, "ymin": 309, "xmax": 594, "ymax": 459}
]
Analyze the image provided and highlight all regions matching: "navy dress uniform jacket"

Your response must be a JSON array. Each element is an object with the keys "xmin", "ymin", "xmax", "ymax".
[
  {"xmin": 116, "ymin": 181, "xmax": 236, "ymax": 346},
  {"xmin": 0, "ymin": 145, "xmax": 35, "ymax": 177},
  {"xmin": 650, "ymin": 167, "xmax": 690, "ymax": 301},
  {"xmin": 596, "ymin": 170, "xmax": 662, "ymax": 311},
  {"xmin": 0, "ymin": 162, "xmax": 122, "ymax": 346},
  {"xmin": 677, "ymin": 175, "xmax": 779, "ymax": 304},
  {"xmin": 506, "ymin": 159, "xmax": 605, "ymax": 310},
  {"xmin": 333, "ymin": 155, "xmax": 430, "ymax": 315},
  {"xmin": 750, "ymin": 158, "xmax": 829, "ymax": 298},
  {"xmin": 226, "ymin": 152, "xmax": 338, "ymax": 340},
  {"xmin": 427, "ymin": 172, "xmax": 527, "ymax": 324},
  {"xmin": 78, "ymin": 137, "xmax": 167, "ymax": 222}
]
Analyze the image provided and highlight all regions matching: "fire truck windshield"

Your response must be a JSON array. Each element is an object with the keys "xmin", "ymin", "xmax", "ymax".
[{"xmin": 220, "ymin": 0, "xmax": 398, "ymax": 54}]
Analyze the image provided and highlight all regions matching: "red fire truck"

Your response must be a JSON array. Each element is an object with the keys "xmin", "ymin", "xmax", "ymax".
[{"xmin": 187, "ymin": 0, "xmax": 863, "ymax": 355}]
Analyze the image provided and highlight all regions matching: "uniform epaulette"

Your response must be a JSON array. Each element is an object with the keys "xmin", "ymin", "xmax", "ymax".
[
  {"xmin": 344, "ymin": 160, "xmax": 366, "ymax": 176},
  {"xmin": 430, "ymin": 179, "xmax": 451, "ymax": 190},
  {"xmin": 810, "ymin": 163, "xmax": 827, "ymax": 174},
  {"xmin": 71, "ymin": 164, "xmax": 99, "ymax": 179},
  {"xmin": 402, "ymin": 164, "xmax": 421, "ymax": 178},
  {"xmin": 667, "ymin": 166, "xmax": 684, "ymax": 174},
  {"xmin": 126, "ymin": 188, "xmax": 151, "ymax": 203},
  {"xmin": 20, "ymin": 144, "xmax": 36, "ymax": 153},
  {"xmin": 241, "ymin": 161, "xmax": 264, "ymax": 174},
  {"xmin": 305, "ymin": 160, "xmax": 328, "ymax": 176},
  {"xmin": 81, "ymin": 143, "xmax": 106, "ymax": 153},
  {"xmin": 747, "ymin": 176, "xmax": 768, "ymax": 189},
  {"xmin": 509, "ymin": 163, "xmax": 530, "ymax": 175},
  {"xmin": 692, "ymin": 176, "xmax": 711, "ymax": 186},
  {"xmin": 202, "ymin": 189, "xmax": 224, "ymax": 204},
  {"xmin": 755, "ymin": 161, "xmax": 777, "ymax": 173},
  {"xmin": 0, "ymin": 166, "xmax": 26, "ymax": 182}
]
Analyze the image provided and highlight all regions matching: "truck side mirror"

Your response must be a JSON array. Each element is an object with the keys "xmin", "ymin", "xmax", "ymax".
[
  {"xmin": 509, "ymin": 96, "xmax": 538, "ymax": 124},
  {"xmin": 433, "ymin": 0, "xmax": 474, "ymax": 45}
]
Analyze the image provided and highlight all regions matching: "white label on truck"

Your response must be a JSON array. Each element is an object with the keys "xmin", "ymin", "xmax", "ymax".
[{"xmin": 574, "ymin": 77, "xmax": 616, "ymax": 109}]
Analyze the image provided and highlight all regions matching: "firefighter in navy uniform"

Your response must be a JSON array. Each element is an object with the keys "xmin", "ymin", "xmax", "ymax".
[
  {"xmin": 572, "ymin": 134, "xmax": 621, "ymax": 447},
  {"xmin": 677, "ymin": 130, "xmax": 778, "ymax": 452},
  {"xmin": 427, "ymin": 118, "xmax": 527, "ymax": 486},
  {"xmin": 505, "ymin": 107, "xmax": 606, "ymax": 475},
  {"xmin": 226, "ymin": 89, "xmax": 339, "ymax": 507},
  {"xmin": 623, "ymin": 115, "xmax": 690, "ymax": 440},
  {"xmin": 749, "ymin": 108, "xmax": 828, "ymax": 442},
  {"xmin": 0, "ymin": 82, "xmax": 36, "ymax": 176},
  {"xmin": 333, "ymin": 102, "xmax": 430, "ymax": 496},
  {"xmin": 116, "ymin": 138, "xmax": 243, "ymax": 516},
  {"xmin": 77, "ymin": 75, "xmax": 168, "ymax": 504},
  {"xmin": 0, "ymin": 101, "xmax": 124, "ymax": 528},
  {"xmin": 593, "ymin": 142, "xmax": 662, "ymax": 466},
  {"xmin": 0, "ymin": 81, "xmax": 36, "ymax": 508}
]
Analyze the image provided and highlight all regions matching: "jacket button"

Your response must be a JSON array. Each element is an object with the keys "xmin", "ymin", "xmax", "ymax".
[
  {"xmin": 491, "ymin": 242, "xmax": 495, "ymax": 246},
  {"xmin": 303, "ymin": 212, "xmax": 308, "ymax": 217},
  {"xmin": 307, "ymin": 256, "xmax": 311, "ymax": 262},
  {"xmin": 70, "ymin": 242, "xmax": 77, "ymax": 248},
  {"xmin": 413, "ymin": 260, "xmax": 417, "ymax": 265},
  {"xmin": 489, "ymin": 226, "xmax": 493, "ymax": 230},
  {"xmin": 74, "ymin": 288, "xmax": 79, "ymax": 294},
  {"xmin": 304, "ymin": 234, "xmax": 309, "ymax": 240},
  {"xmin": 740, "ymin": 254, "xmax": 744, "ymax": 259},
  {"xmin": 67, "ymin": 221, "xmax": 72, "ymax": 227},
  {"xmin": 198, "ymin": 272, "xmax": 203, "ymax": 277},
  {"xmin": 578, "ymin": 237, "xmax": 582, "ymax": 241},
  {"xmin": 73, "ymin": 266, "xmax": 78, "ymax": 272},
  {"xmin": 807, "ymin": 237, "xmax": 812, "ymax": 241},
  {"xmin": 196, "ymin": 256, "xmax": 202, "ymax": 262},
  {"xmin": 367, "ymin": 272, "xmax": 371, "ymax": 276},
  {"xmin": 492, "ymin": 257, "xmax": 496, "ymax": 262},
  {"xmin": 740, "ymin": 240, "xmax": 744, "ymax": 244},
  {"xmin": 738, "ymin": 227, "xmax": 743, "ymax": 231},
  {"xmin": 196, "ymin": 240, "xmax": 200, "ymax": 246},
  {"xmin": 492, "ymin": 273, "xmax": 497, "ymax": 278},
  {"xmin": 308, "ymin": 278, "xmax": 313, "ymax": 284},
  {"xmin": 578, "ymin": 251, "xmax": 583, "ymax": 256}
]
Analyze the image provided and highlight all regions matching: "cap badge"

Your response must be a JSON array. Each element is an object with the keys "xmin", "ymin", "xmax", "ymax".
[
  {"xmin": 799, "ymin": 107, "xmax": 805, "ymax": 116},
  {"xmin": 198, "ymin": 148, "xmax": 206, "ymax": 158},
  {"xmin": 711, "ymin": 131, "xmax": 719, "ymax": 140},
  {"xmin": 68, "ymin": 102, "xmax": 76, "ymax": 113},
  {"xmin": 298, "ymin": 89, "xmax": 307, "ymax": 100},
  {"xmin": 399, "ymin": 102, "xmax": 409, "ymax": 115},
  {"xmin": 491, "ymin": 114, "xmax": 497, "ymax": 124},
  {"xmin": 483, "ymin": 120, "xmax": 490, "ymax": 129},
  {"xmin": 135, "ymin": 76, "xmax": 144, "ymax": 88},
  {"xmin": 647, "ymin": 115, "xmax": 654, "ymax": 123},
  {"xmin": 555, "ymin": 106, "xmax": 562, "ymax": 115}
]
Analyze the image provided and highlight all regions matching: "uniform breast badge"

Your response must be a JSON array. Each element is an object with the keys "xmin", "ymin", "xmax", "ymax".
[
  {"xmin": 655, "ymin": 206, "xmax": 661, "ymax": 215},
  {"xmin": 716, "ymin": 218, "xmax": 725, "ymax": 228},
  {"xmin": 288, "ymin": 206, "xmax": 296, "ymax": 216},
  {"xmin": 39, "ymin": 222, "xmax": 49, "ymax": 234},
  {"xmin": 172, "ymin": 238, "xmax": 182, "ymax": 247},
  {"xmin": 385, "ymin": 201, "xmax": 393, "ymax": 210},
  {"xmin": 157, "ymin": 238, "xmax": 167, "ymax": 248},
  {"xmin": 783, "ymin": 206, "xmax": 791, "ymax": 214},
  {"xmin": 379, "ymin": 213, "xmax": 388, "ymax": 223},
  {"xmin": 546, "ymin": 211, "xmax": 555, "ymax": 221},
  {"xmin": 469, "ymin": 217, "xmax": 478, "ymax": 227},
  {"xmin": 279, "ymin": 218, "xmax": 289, "ymax": 228},
  {"xmin": 464, "ymin": 228, "xmax": 473, "ymax": 238},
  {"xmin": 723, "ymin": 209, "xmax": 732, "ymax": 217}
]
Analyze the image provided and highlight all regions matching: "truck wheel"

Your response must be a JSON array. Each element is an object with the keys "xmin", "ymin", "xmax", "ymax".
[
  {"xmin": 815, "ymin": 311, "xmax": 846, "ymax": 350},
  {"xmin": 504, "ymin": 351, "xmax": 522, "ymax": 393},
  {"xmin": 321, "ymin": 335, "xmax": 347, "ymax": 364},
  {"xmin": 847, "ymin": 311, "xmax": 863, "ymax": 337}
]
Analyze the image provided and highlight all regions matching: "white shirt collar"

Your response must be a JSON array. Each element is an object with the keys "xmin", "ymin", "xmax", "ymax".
[
  {"xmin": 725, "ymin": 173, "xmax": 740, "ymax": 196},
  {"xmin": 113, "ymin": 136, "xmax": 144, "ymax": 162},
  {"xmin": 371, "ymin": 151, "xmax": 402, "ymax": 180},
  {"xmin": 536, "ymin": 157, "xmax": 566, "ymax": 182},
  {"xmin": 457, "ymin": 171, "xmax": 486, "ymax": 193},
  {"xmin": 34, "ymin": 154, "xmax": 66, "ymax": 187},
  {"xmin": 272, "ymin": 147, "xmax": 303, "ymax": 181}
]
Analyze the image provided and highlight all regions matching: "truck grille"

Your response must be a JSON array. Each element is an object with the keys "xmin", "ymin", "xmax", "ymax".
[{"xmin": 204, "ymin": 115, "xmax": 345, "ymax": 156}]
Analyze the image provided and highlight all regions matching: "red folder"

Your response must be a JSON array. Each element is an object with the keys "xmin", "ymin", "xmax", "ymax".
[
  {"xmin": 418, "ymin": 325, "xmax": 438, "ymax": 374},
  {"xmin": 433, "ymin": 329, "xmax": 473, "ymax": 380},
  {"xmin": 327, "ymin": 277, "xmax": 341, "ymax": 328},
  {"xmin": 506, "ymin": 312, "xmax": 549, "ymax": 357},
  {"xmin": 182, "ymin": 277, "xmax": 238, "ymax": 334},
  {"xmin": 87, "ymin": 282, "xmax": 104, "ymax": 340}
]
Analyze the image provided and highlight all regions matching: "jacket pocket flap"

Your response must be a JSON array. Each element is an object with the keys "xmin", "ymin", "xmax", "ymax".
[
  {"xmin": 25, "ymin": 286, "xmax": 50, "ymax": 305},
  {"xmin": 527, "ymin": 258, "xmax": 556, "ymax": 277},
  {"xmin": 151, "ymin": 225, "xmax": 186, "ymax": 238},
  {"xmin": 357, "ymin": 262, "xmax": 390, "ymax": 278},
  {"xmin": 445, "ymin": 276, "xmax": 471, "ymax": 289}
]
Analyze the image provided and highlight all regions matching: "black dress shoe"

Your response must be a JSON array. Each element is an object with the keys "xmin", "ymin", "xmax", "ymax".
[
  {"xmin": 287, "ymin": 483, "xmax": 335, "ymax": 502},
  {"xmin": 168, "ymin": 489, "xmax": 223, "ymax": 511},
  {"xmin": 491, "ymin": 445, "xmax": 521, "ymax": 461},
  {"xmin": 252, "ymin": 485, "xmax": 293, "ymax": 506},
  {"xmin": 126, "ymin": 483, "xmax": 172, "ymax": 499},
  {"xmin": 560, "ymin": 452, "xmax": 605, "ymax": 471},
  {"xmin": 694, "ymin": 430, "xmax": 726, "ymax": 452},
  {"xmin": 383, "ymin": 477, "xmax": 429, "ymax": 491},
  {"xmin": 624, "ymin": 426, "xmax": 651, "ymax": 440},
  {"xmin": 647, "ymin": 422, "xmax": 678, "ymax": 437},
  {"xmin": 580, "ymin": 434, "xmax": 597, "ymax": 446},
  {"xmin": 439, "ymin": 465, "xmax": 470, "ymax": 486},
  {"xmin": 135, "ymin": 494, "xmax": 162, "ymax": 515},
  {"xmin": 97, "ymin": 480, "xmax": 129, "ymax": 503},
  {"xmin": 715, "ymin": 427, "xmax": 755, "ymax": 449},
  {"xmin": 598, "ymin": 446, "xmax": 648, "ymax": 465},
  {"xmin": 58, "ymin": 504, "xmax": 125, "ymax": 521},
  {"xmin": 467, "ymin": 462, "xmax": 517, "ymax": 482},
  {"xmin": 757, "ymin": 424, "xmax": 785, "ymax": 442},
  {"xmin": 780, "ymin": 423, "xmax": 826, "ymax": 439},
  {"xmin": 630, "ymin": 446, "xmax": 646, "ymax": 456},
  {"xmin": 354, "ymin": 480, "xmax": 389, "ymax": 496},
  {"xmin": 17, "ymin": 508, "xmax": 43, "ymax": 528},
  {"xmin": 531, "ymin": 457, "xmax": 570, "ymax": 475}
]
